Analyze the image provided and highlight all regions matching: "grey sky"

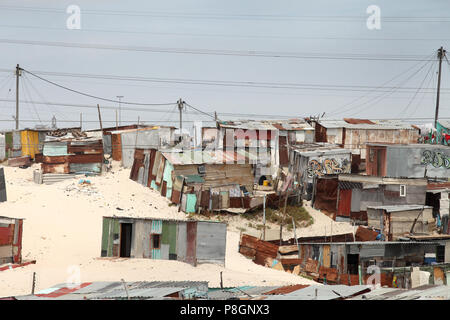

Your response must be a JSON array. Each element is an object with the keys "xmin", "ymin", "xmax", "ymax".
[{"xmin": 0, "ymin": 0, "xmax": 449, "ymax": 130}]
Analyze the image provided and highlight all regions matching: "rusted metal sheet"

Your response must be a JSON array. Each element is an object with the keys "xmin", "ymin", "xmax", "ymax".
[
  {"xmin": 240, "ymin": 234, "xmax": 259, "ymax": 250},
  {"xmin": 263, "ymin": 284, "xmax": 310, "ymax": 295},
  {"xmin": 337, "ymin": 188, "xmax": 352, "ymax": 217},
  {"xmin": 34, "ymin": 153, "xmax": 43, "ymax": 163},
  {"xmin": 355, "ymin": 226, "xmax": 378, "ymax": 241},
  {"xmin": 185, "ymin": 221, "xmax": 197, "ymax": 266},
  {"xmin": 305, "ymin": 258, "xmax": 319, "ymax": 274},
  {"xmin": 68, "ymin": 153, "xmax": 103, "ymax": 164},
  {"xmin": 68, "ymin": 141, "xmax": 103, "ymax": 154},
  {"xmin": 314, "ymin": 177, "xmax": 338, "ymax": 217},
  {"xmin": 200, "ymin": 190, "xmax": 210, "ymax": 208},
  {"xmin": 161, "ymin": 181, "xmax": 167, "ymax": 197},
  {"xmin": 434, "ymin": 267, "xmax": 445, "ymax": 285},
  {"xmin": 43, "ymin": 156, "xmax": 68, "ymax": 164},
  {"xmin": 279, "ymin": 258, "xmax": 302, "ymax": 266},
  {"xmin": 171, "ymin": 190, "xmax": 182, "ymax": 205},
  {"xmin": 7, "ymin": 156, "xmax": 31, "ymax": 167},
  {"xmin": 147, "ymin": 149, "xmax": 156, "ymax": 186},
  {"xmin": 239, "ymin": 246, "xmax": 256, "ymax": 258},
  {"xmin": 229, "ymin": 197, "xmax": 243, "ymax": 208},
  {"xmin": 42, "ymin": 163, "xmax": 69, "ymax": 174},
  {"xmin": 111, "ymin": 133, "xmax": 122, "ymax": 161},
  {"xmin": 279, "ymin": 135, "xmax": 289, "ymax": 166}
]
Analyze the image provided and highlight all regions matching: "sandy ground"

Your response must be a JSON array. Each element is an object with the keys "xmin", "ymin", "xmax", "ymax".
[{"xmin": 0, "ymin": 162, "xmax": 324, "ymax": 297}]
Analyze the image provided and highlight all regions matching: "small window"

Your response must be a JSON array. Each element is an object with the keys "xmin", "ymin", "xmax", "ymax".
[
  {"xmin": 151, "ymin": 234, "xmax": 161, "ymax": 249},
  {"xmin": 400, "ymin": 185, "xmax": 406, "ymax": 197}
]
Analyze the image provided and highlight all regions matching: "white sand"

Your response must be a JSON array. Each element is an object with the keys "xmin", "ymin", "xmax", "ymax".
[{"xmin": 0, "ymin": 162, "xmax": 318, "ymax": 297}]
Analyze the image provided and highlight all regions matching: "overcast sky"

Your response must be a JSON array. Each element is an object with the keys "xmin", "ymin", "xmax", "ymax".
[{"xmin": 0, "ymin": 0, "xmax": 449, "ymax": 130}]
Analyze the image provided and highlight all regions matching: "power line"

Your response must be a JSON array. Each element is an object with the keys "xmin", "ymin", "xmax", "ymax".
[
  {"xmin": 3, "ymin": 5, "xmax": 450, "ymax": 22},
  {"xmin": 327, "ymin": 53, "xmax": 436, "ymax": 116},
  {"xmin": 396, "ymin": 58, "xmax": 436, "ymax": 116},
  {"xmin": 0, "ymin": 38, "xmax": 438, "ymax": 62},
  {"xmin": 21, "ymin": 68, "xmax": 176, "ymax": 106},
  {"xmin": 184, "ymin": 102, "xmax": 216, "ymax": 120},
  {"xmin": 2, "ymin": 68, "xmax": 448, "ymax": 94},
  {"xmin": 2, "ymin": 23, "xmax": 450, "ymax": 42}
]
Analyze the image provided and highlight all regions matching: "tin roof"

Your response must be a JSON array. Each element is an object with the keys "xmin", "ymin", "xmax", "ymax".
[
  {"xmin": 349, "ymin": 285, "xmax": 450, "ymax": 300},
  {"xmin": 162, "ymin": 150, "xmax": 247, "ymax": 165},
  {"xmin": 292, "ymin": 144, "xmax": 352, "ymax": 157},
  {"xmin": 103, "ymin": 215, "xmax": 226, "ymax": 225},
  {"xmin": 218, "ymin": 119, "xmax": 313, "ymax": 131},
  {"xmin": 317, "ymin": 119, "xmax": 417, "ymax": 130},
  {"xmin": 264, "ymin": 285, "xmax": 370, "ymax": 300},
  {"xmin": 14, "ymin": 281, "xmax": 208, "ymax": 300},
  {"xmin": 367, "ymin": 205, "xmax": 433, "ymax": 212}
]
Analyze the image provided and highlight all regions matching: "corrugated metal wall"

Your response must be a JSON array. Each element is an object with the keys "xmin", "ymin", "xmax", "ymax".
[{"xmin": 196, "ymin": 221, "xmax": 226, "ymax": 265}]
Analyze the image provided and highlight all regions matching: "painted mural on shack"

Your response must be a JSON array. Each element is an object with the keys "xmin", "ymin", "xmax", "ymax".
[
  {"xmin": 307, "ymin": 156, "xmax": 351, "ymax": 178},
  {"xmin": 421, "ymin": 150, "xmax": 450, "ymax": 169}
]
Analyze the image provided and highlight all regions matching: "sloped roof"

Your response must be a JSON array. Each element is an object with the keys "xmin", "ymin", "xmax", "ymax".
[
  {"xmin": 317, "ymin": 119, "xmax": 417, "ymax": 130},
  {"xmin": 218, "ymin": 119, "xmax": 313, "ymax": 131}
]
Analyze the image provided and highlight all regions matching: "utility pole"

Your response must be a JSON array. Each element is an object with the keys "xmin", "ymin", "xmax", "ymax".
[
  {"xmin": 80, "ymin": 113, "xmax": 82, "ymax": 130},
  {"xmin": 116, "ymin": 95, "xmax": 123, "ymax": 126},
  {"xmin": 97, "ymin": 104, "xmax": 103, "ymax": 132},
  {"xmin": 177, "ymin": 98, "xmax": 184, "ymax": 134},
  {"xmin": 15, "ymin": 64, "xmax": 21, "ymax": 130},
  {"xmin": 115, "ymin": 109, "xmax": 118, "ymax": 130},
  {"xmin": 435, "ymin": 46, "xmax": 446, "ymax": 129}
]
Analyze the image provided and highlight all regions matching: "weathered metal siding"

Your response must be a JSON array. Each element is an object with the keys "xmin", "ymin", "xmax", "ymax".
[
  {"xmin": 345, "ymin": 129, "xmax": 418, "ymax": 160},
  {"xmin": 337, "ymin": 189, "xmax": 352, "ymax": 217},
  {"xmin": 386, "ymin": 145, "xmax": 450, "ymax": 178},
  {"xmin": 196, "ymin": 221, "xmax": 226, "ymax": 265},
  {"xmin": 120, "ymin": 130, "xmax": 160, "ymax": 168},
  {"xmin": 102, "ymin": 134, "xmax": 112, "ymax": 154},
  {"xmin": 130, "ymin": 219, "xmax": 152, "ymax": 258},
  {"xmin": 111, "ymin": 133, "xmax": 122, "ymax": 161},
  {"xmin": 185, "ymin": 221, "xmax": 197, "ymax": 265},
  {"xmin": 161, "ymin": 221, "xmax": 177, "ymax": 260},
  {"xmin": 43, "ymin": 142, "xmax": 68, "ymax": 156},
  {"xmin": 69, "ymin": 163, "xmax": 102, "ymax": 174},
  {"xmin": 176, "ymin": 222, "xmax": 187, "ymax": 262}
]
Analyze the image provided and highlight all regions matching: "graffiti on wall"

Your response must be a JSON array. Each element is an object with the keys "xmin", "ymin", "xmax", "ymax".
[
  {"xmin": 421, "ymin": 150, "xmax": 450, "ymax": 168},
  {"xmin": 307, "ymin": 158, "xmax": 351, "ymax": 178}
]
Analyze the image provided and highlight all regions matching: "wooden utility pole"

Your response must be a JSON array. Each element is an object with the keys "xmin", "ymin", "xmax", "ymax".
[
  {"xmin": 79, "ymin": 113, "xmax": 82, "ymax": 130},
  {"xmin": 31, "ymin": 272, "xmax": 36, "ymax": 294},
  {"xmin": 15, "ymin": 64, "xmax": 21, "ymax": 130},
  {"xmin": 97, "ymin": 104, "xmax": 103, "ymax": 131},
  {"xmin": 115, "ymin": 109, "xmax": 118, "ymax": 130},
  {"xmin": 178, "ymin": 99, "xmax": 183, "ymax": 134},
  {"xmin": 435, "ymin": 46, "xmax": 446, "ymax": 129}
]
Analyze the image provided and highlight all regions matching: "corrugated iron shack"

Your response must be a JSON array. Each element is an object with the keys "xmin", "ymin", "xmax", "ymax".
[
  {"xmin": 367, "ymin": 205, "xmax": 434, "ymax": 241},
  {"xmin": 333, "ymin": 174, "xmax": 428, "ymax": 224},
  {"xmin": 312, "ymin": 118, "xmax": 419, "ymax": 160},
  {"xmin": 41, "ymin": 138, "xmax": 103, "ymax": 175},
  {"xmin": 0, "ymin": 216, "xmax": 23, "ymax": 265},
  {"xmin": 278, "ymin": 240, "xmax": 450, "ymax": 287},
  {"xmin": 215, "ymin": 119, "xmax": 314, "ymax": 182},
  {"xmin": 86, "ymin": 124, "xmax": 152, "ymax": 154},
  {"xmin": 101, "ymin": 216, "xmax": 227, "ymax": 266},
  {"xmin": 366, "ymin": 143, "xmax": 450, "ymax": 178},
  {"xmin": 289, "ymin": 143, "xmax": 352, "ymax": 200},
  {"xmin": 130, "ymin": 148, "xmax": 265, "ymax": 213},
  {"xmin": 109, "ymin": 126, "xmax": 175, "ymax": 168}
]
